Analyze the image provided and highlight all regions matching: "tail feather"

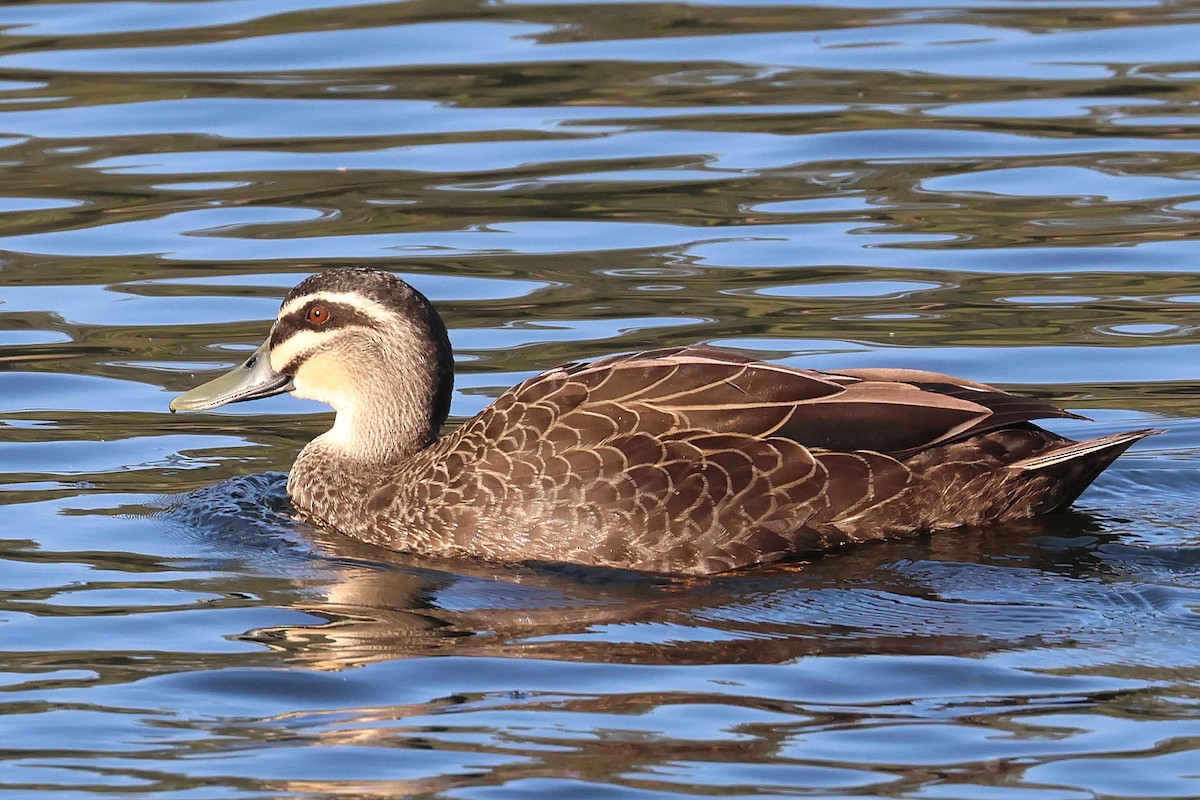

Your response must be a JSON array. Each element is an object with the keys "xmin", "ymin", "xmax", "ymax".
[
  {"xmin": 1007, "ymin": 427, "xmax": 1164, "ymax": 515},
  {"xmin": 1008, "ymin": 428, "xmax": 1164, "ymax": 471}
]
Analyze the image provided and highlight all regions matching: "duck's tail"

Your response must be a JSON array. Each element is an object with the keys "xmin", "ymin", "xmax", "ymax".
[
  {"xmin": 1008, "ymin": 427, "xmax": 1165, "ymax": 512},
  {"xmin": 1009, "ymin": 428, "xmax": 1163, "ymax": 471}
]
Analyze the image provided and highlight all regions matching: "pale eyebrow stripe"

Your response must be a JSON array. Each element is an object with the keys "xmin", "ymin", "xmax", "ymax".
[
  {"xmin": 269, "ymin": 328, "xmax": 325, "ymax": 373},
  {"xmin": 278, "ymin": 291, "xmax": 393, "ymax": 325}
]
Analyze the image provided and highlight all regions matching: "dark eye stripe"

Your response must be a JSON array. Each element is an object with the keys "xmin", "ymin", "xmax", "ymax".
[
  {"xmin": 269, "ymin": 301, "xmax": 381, "ymax": 374},
  {"xmin": 270, "ymin": 302, "xmax": 375, "ymax": 346},
  {"xmin": 280, "ymin": 348, "xmax": 316, "ymax": 377}
]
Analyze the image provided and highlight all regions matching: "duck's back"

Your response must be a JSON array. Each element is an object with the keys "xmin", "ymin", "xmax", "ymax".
[{"xmin": 303, "ymin": 347, "xmax": 1155, "ymax": 574}]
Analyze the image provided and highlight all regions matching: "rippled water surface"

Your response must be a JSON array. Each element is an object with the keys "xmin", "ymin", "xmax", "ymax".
[{"xmin": 2, "ymin": 0, "xmax": 1200, "ymax": 797}]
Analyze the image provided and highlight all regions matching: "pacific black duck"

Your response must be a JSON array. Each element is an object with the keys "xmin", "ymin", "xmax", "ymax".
[{"xmin": 172, "ymin": 267, "xmax": 1160, "ymax": 574}]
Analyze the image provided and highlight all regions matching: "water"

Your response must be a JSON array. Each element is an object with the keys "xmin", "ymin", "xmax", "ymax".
[{"xmin": 1, "ymin": 0, "xmax": 1198, "ymax": 796}]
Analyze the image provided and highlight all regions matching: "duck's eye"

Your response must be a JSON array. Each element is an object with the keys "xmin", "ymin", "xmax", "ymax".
[{"xmin": 307, "ymin": 304, "xmax": 330, "ymax": 325}]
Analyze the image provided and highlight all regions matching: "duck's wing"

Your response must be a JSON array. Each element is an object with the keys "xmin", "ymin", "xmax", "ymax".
[
  {"xmin": 493, "ymin": 346, "xmax": 1081, "ymax": 457},
  {"xmin": 792, "ymin": 365, "xmax": 1086, "ymax": 457}
]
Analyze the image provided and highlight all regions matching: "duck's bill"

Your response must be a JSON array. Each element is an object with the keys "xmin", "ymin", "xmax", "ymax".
[{"xmin": 170, "ymin": 340, "xmax": 294, "ymax": 412}]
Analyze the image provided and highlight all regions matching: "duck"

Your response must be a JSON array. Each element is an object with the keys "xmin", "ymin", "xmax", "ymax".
[{"xmin": 172, "ymin": 267, "xmax": 1161, "ymax": 575}]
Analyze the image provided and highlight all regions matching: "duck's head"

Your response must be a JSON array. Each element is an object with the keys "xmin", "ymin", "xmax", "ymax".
[{"xmin": 171, "ymin": 267, "xmax": 454, "ymax": 459}]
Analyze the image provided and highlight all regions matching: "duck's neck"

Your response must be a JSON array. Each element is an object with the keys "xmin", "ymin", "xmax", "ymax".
[
  {"xmin": 320, "ymin": 382, "xmax": 439, "ymax": 463},
  {"xmin": 286, "ymin": 297, "xmax": 455, "ymax": 526}
]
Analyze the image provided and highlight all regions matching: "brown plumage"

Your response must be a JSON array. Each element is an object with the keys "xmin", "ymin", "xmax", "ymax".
[{"xmin": 172, "ymin": 267, "xmax": 1162, "ymax": 575}]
